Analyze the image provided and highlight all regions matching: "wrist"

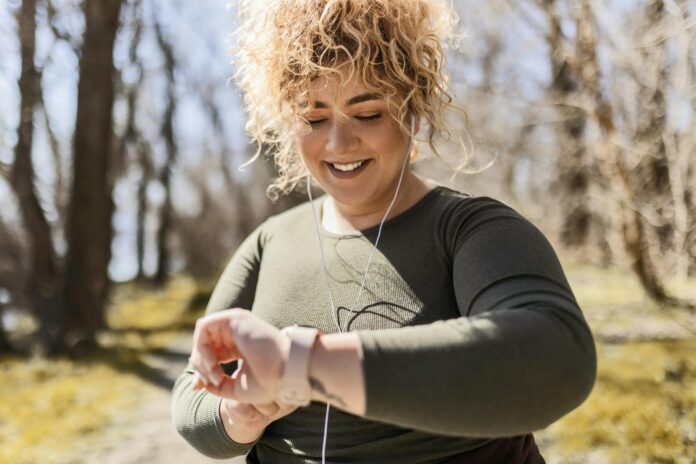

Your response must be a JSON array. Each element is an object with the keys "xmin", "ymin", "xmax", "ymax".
[
  {"xmin": 308, "ymin": 332, "xmax": 365, "ymax": 415},
  {"xmin": 277, "ymin": 326, "xmax": 321, "ymax": 406}
]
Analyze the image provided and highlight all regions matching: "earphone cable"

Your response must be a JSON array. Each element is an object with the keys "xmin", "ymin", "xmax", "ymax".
[{"xmin": 306, "ymin": 118, "xmax": 415, "ymax": 464}]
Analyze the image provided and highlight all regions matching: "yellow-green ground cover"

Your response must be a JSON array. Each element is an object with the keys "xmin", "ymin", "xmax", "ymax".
[
  {"xmin": 0, "ymin": 267, "xmax": 694, "ymax": 463},
  {"xmin": 0, "ymin": 277, "xmax": 207, "ymax": 464},
  {"xmin": 536, "ymin": 265, "xmax": 696, "ymax": 464},
  {"xmin": 0, "ymin": 357, "xmax": 143, "ymax": 464}
]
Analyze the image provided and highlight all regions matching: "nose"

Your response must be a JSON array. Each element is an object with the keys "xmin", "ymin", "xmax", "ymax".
[{"xmin": 325, "ymin": 119, "xmax": 359, "ymax": 155}]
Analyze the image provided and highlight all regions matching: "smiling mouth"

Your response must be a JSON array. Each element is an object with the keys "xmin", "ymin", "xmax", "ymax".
[
  {"xmin": 324, "ymin": 159, "xmax": 371, "ymax": 178},
  {"xmin": 329, "ymin": 160, "xmax": 366, "ymax": 171}
]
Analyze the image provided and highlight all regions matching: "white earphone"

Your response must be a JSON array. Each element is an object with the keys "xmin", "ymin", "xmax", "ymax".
[{"xmin": 306, "ymin": 114, "xmax": 416, "ymax": 463}]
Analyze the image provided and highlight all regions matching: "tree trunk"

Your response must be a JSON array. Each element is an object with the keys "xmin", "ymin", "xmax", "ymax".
[
  {"xmin": 0, "ymin": 215, "xmax": 25, "ymax": 354},
  {"xmin": 687, "ymin": 159, "xmax": 696, "ymax": 275},
  {"xmin": 153, "ymin": 21, "xmax": 177, "ymax": 286},
  {"xmin": 136, "ymin": 143, "xmax": 152, "ymax": 280},
  {"xmin": 667, "ymin": 0, "xmax": 695, "ymax": 277},
  {"xmin": 11, "ymin": 0, "xmax": 64, "ymax": 354},
  {"xmin": 542, "ymin": 0, "xmax": 592, "ymax": 248},
  {"xmin": 0, "ymin": 321, "xmax": 13, "ymax": 353},
  {"xmin": 576, "ymin": 0, "xmax": 691, "ymax": 308},
  {"xmin": 120, "ymin": 2, "xmax": 149, "ymax": 281},
  {"xmin": 63, "ymin": 0, "xmax": 123, "ymax": 351},
  {"xmin": 688, "ymin": 30, "xmax": 696, "ymax": 275},
  {"xmin": 635, "ymin": 0, "xmax": 673, "ymax": 255}
]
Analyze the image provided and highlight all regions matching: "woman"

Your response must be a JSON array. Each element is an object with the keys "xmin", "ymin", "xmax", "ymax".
[{"xmin": 172, "ymin": 1, "xmax": 597, "ymax": 463}]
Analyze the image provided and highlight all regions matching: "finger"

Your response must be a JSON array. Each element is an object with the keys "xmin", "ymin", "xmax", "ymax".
[
  {"xmin": 198, "ymin": 341, "xmax": 225, "ymax": 387},
  {"xmin": 198, "ymin": 361, "xmax": 236, "ymax": 397},
  {"xmin": 190, "ymin": 351, "xmax": 219, "ymax": 388},
  {"xmin": 190, "ymin": 324, "xmax": 217, "ymax": 386},
  {"xmin": 198, "ymin": 373, "xmax": 229, "ymax": 397},
  {"xmin": 191, "ymin": 335, "xmax": 223, "ymax": 385},
  {"xmin": 195, "ymin": 317, "xmax": 243, "ymax": 386},
  {"xmin": 188, "ymin": 351, "xmax": 210, "ymax": 386},
  {"xmin": 190, "ymin": 310, "xmax": 251, "ymax": 392}
]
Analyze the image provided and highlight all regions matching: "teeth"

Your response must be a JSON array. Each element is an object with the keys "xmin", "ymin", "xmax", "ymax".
[{"xmin": 331, "ymin": 161, "xmax": 365, "ymax": 172}]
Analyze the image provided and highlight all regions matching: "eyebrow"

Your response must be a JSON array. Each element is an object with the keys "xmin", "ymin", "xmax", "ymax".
[{"xmin": 308, "ymin": 92, "xmax": 383, "ymax": 109}]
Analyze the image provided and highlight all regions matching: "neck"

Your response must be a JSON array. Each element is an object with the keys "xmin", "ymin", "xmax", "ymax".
[{"xmin": 322, "ymin": 173, "xmax": 434, "ymax": 234}]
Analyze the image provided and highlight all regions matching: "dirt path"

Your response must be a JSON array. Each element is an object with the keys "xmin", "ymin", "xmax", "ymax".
[{"xmin": 78, "ymin": 336, "xmax": 245, "ymax": 464}]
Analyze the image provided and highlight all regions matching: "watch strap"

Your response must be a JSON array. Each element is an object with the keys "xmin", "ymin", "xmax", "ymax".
[{"xmin": 279, "ymin": 326, "xmax": 319, "ymax": 406}]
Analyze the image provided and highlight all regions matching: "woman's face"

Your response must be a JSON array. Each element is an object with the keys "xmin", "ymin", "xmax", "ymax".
[{"xmin": 294, "ymin": 68, "xmax": 411, "ymax": 210}]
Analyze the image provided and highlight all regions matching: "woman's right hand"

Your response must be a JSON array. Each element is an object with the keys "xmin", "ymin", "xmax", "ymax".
[{"xmin": 219, "ymin": 398, "xmax": 299, "ymax": 444}]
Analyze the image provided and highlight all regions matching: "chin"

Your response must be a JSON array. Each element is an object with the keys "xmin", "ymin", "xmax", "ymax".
[{"xmin": 325, "ymin": 186, "xmax": 372, "ymax": 205}]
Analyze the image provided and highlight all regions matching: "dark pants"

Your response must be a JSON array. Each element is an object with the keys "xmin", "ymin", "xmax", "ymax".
[
  {"xmin": 247, "ymin": 434, "xmax": 545, "ymax": 463},
  {"xmin": 443, "ymin": 434, "xmax": 545, "ymax": 464}
]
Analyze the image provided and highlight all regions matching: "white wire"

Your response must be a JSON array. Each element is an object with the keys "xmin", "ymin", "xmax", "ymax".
[
  {"xmin": 307, "ymin": 118, "xmax": 415, "ymax": 464},
  {"xmin": 321, "ymin": 402, "xmax": 331, "ymax": 462},
  {"xmin": 307, "ymin": 119, "xmax": 414, "ymax": 333}
]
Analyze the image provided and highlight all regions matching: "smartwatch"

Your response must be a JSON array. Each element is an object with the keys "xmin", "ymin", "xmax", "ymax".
[{"xmin": 278, "ymin": 326, "xmax": 320, "ymax": 406}]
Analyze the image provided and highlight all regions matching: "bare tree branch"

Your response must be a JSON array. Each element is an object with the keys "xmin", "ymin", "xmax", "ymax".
[
  {"xmin": 575, "ymin": 0, "xmax": 694, "ymax": 308},
  {"xmin": 152, "ymin": 15, "xmax": 178, "ymax": 286},
  {"xmin": 46, "ymin": 0, "xmax": 81, "ymax": 56},
  {"xmin": 501, "ymin": 0, "xmax": 552, "ymax": 43},
  {"xmin": 0, "ymin": 160, "xmax": 10, "ymax": 180}
]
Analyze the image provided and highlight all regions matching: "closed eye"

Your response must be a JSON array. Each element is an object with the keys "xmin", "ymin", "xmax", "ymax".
[
  {"xmin": 354, "ymin": 113, "xmax": 382, "ymax": 122},
  {"xmin": 306, "ymin": 113, "xmax": 382, "ymax": 127}
]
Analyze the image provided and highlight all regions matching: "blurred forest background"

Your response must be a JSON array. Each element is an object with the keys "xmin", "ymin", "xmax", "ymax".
[{"xmin": 0, "ymin": 0, "xmax": 695, "ymax": 463}]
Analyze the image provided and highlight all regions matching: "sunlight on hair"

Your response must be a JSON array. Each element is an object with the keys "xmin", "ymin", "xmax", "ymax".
[{"xmin": 228, "ymin": 0, "xmax": 472, "ymax": 200}]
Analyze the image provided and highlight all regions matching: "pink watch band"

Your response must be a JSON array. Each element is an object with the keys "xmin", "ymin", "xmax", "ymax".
[{"xmin": 279, "ymin": 326, "xmax": 320, "ymax": 406}]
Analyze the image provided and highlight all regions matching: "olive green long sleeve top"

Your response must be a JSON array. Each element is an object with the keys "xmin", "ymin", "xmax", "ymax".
[{"xmin": 171, "ymin": 187, "xmax": 596, "ymax": 463}]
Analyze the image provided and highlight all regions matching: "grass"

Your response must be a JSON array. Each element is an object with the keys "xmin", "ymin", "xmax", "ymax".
[
  {"xmin": 0, "ymin": 276, "xmax": 209, "ymax": 464},
  {"xmin": 0, "ymin": 356, "xmax": 143, "ymax": 464},
  {"xmin": 535, "ymin": 263, "xmax": 696, "ymax": 464},
  {"xmin": 539, "ymin": 340, "xmax": 696, "ymax": 464}
]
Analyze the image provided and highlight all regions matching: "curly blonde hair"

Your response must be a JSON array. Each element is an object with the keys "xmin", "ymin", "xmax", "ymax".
[{"xmin": 233, "ymin": 0, "xmax": 467, "ymax": 199}]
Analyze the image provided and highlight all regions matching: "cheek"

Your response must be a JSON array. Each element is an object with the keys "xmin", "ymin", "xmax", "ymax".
[
  {"xmin": 295, "ymin": 131, "xmax": 312, "ymax": 155},
  {"xmin": 367, "ymin": 123, "xmax": 406, "ymax": 158},
  {"xmin": 295, "ymin": 132, "xmax": 323, "ymax": 168}
]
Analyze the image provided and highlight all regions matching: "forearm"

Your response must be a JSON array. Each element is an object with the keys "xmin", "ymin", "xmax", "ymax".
[
  {"xmin": 308, "ymin": 332, "xmax": 366, "ymax": 416},
  {"xmin": 357, "ymin": 306, "xmax": 597, "ymax": 437},
  {"xmin": 304, "ymin": 308, "xmax": 595, "ymax": 434}
]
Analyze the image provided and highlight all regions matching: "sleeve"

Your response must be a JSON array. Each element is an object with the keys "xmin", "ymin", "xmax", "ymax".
[
  {"xmin": 356, "ymin": 202, "xmax": 597, "ymax": 438},
  {"xmin": 170, "ymin": 223, "xmax": 267, "ymax": 459}
]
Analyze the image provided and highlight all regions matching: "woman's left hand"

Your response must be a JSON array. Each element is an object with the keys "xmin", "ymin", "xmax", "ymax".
[
  {"xmin": 219, "ymin": 396, "xmax": 299, "ymax": 443},
  {"xmin": 189, "ymin": 308, "xmax": 291, "ymax": 404}
]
